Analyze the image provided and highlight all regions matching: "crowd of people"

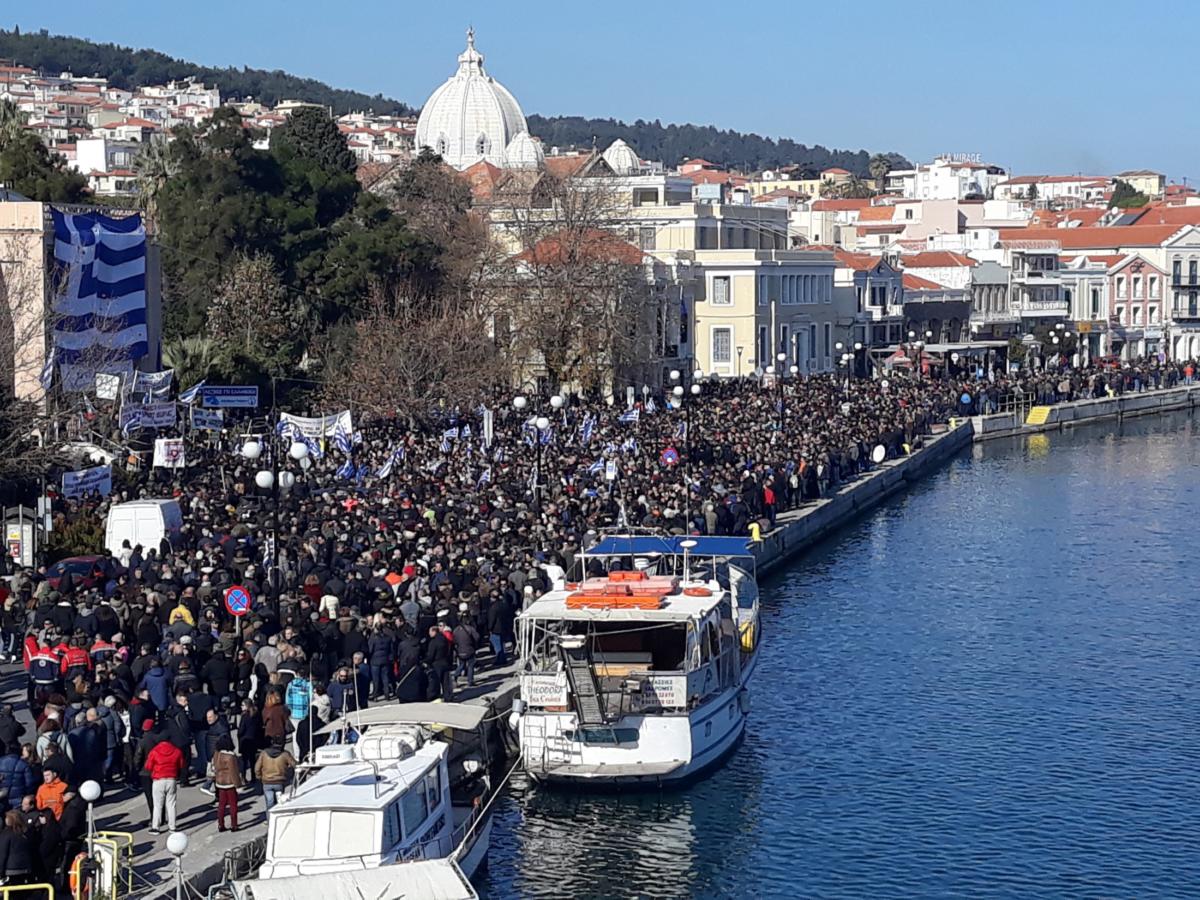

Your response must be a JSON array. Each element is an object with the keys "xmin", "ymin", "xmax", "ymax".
[{"xmin": 0, "ymin": 355, "xmax": 1184, "ymax": 882}]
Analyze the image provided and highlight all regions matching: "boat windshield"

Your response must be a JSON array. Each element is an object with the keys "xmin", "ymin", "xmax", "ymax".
[
  {"xmin": 272, "ymin": 812, "xmax": 318, "ymax": 859},
  {"xmin": 328, "ymin": 811, "xmax": 377, "ymax": 857}
]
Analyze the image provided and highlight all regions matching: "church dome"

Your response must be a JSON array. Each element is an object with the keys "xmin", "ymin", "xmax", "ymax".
[
  {"xmin": 603, "ymin": 138, "xmax": 641, "ymax": 175},
  {"xmin": 415, "ymin": 29, "xmax": 528, "ymax": 171},
  {"xmin": 504, "ymin": 131, "xmax": 544, "ymax": 170}
]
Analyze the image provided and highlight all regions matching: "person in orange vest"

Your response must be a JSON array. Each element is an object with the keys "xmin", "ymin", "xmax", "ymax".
[
  {"xmin": 1186, "ymin": 362, "xmax": 1195, "ymax": 385},
  {"xmin": 34, "ymin": 769, "xmax": 67, "ymax": 820}
]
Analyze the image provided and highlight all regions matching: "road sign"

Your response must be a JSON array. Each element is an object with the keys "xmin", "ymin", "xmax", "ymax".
[
  {"xmin": 201, "ymin": 386, "xmax": 260, "ymax": 409},
  {"xmin": 224, "ymin": 584, "xmax": 252, "ymax": 617},
  {"xmin": 660, "ymin": 447, "xmax": 680, "ymax": 466}
]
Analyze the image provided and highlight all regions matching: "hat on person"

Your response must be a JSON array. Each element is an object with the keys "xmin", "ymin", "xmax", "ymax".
[{"xmin": 437, "ymin": 609, "xmax": 450, "ymax": 619}]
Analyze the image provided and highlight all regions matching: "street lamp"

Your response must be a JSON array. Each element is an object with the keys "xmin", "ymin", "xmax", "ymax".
[
  {"xmin": 249, "ymin": 434, "xmax": 307, "ymax": 604},
  {"xmin": 167, "ymin": 831, "xmax": 189, "ymax": 900},
  {"xmin": 515, "ymin": 394, "xmax": 560, "ymax": 509},
  {"xmin": 776, "ymin": 351, "xmax": 787, "ymax": 432},
  {"xmin": 853, "ymin": 341, "xmax": 863, "ymax": 379},
  {"xmin": 736, "ymin": 346, "xmax": 744, "ymax": 378},
  {"xmin": 81, "ymin": 779, "xmax": 101, "ymax": 874}
]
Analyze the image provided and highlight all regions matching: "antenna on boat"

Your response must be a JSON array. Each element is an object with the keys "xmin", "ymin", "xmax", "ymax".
[{"xmin": 679, "ymin": 539, "xmax": 697, "ymax": 583}]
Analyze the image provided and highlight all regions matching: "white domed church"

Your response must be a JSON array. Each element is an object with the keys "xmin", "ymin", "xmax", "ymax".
[{"xmin": 415, "ymin": 29, "xmax": 535, "ymax": 171}]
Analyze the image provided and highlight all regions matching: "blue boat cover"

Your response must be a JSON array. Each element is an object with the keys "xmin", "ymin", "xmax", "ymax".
[{"xmin": 586, "ymin": 535, "xmax": 755, "ymax": 558}]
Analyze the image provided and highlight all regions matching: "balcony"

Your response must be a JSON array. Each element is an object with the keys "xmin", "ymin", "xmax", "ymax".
[
  {"xmin": 1171, "ymin": 275, "xmax": 1199, "ymax": 288},
  {"xmin": 1172, "ymin": 305, "xmax": 1200, "ymax": 321},
  {"xmin": 1018, "ymin": 299, "xmax": 1069, "ymax": 318},
  {"xmin": 1011, "ymin": 268, "xmax": 1062, "ymax": 284}
]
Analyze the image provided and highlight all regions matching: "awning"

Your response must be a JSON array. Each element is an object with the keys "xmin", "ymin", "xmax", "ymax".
[
  {"xmin": 232, "ymin": 860, "xmax": 477, "ymax": 900},
  {"xmin": 586, "ymin": 535, "xmax": 754, "ymax": 559},
  {"xmin": 316, "ymin": 702, "xmax": 488, "ymax": 736}
]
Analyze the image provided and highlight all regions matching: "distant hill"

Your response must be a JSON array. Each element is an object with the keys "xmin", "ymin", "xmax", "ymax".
[
  {"xmin": 0, "ymin": 27, "xmax": 415, "ymax": 115},
  {"xmin": 527, "ymin": 115, "xmax": 908, "ymax": 177},
  {"xmin": 0, "ymin": 27, "xmax": 908, "ymax": 175}
]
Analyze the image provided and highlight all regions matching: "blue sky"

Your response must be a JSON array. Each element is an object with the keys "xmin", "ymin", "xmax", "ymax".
[{"xmin": 8, "ymin": 1, "xmax": 1194, "ymax": 179}]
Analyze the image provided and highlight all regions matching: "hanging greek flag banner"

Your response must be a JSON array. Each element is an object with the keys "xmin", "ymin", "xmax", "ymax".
[
  {"xmin": 39, "ymin": 355, "xmax": 55, "ymax": 391},
  {"xmin": 580, "ymin": 414, "xmax": 596, "ymax": 445},
  {"xmin": 482, "ymin": 407, "xmax": 494, "ymax": 448},
  {"xmin": 618, "ymin": 408, "xmax": 640, "ymax": 424},
  {"xmin": 336, "ymin": 458, "xmax": 355, "ymax": 480},
  {"xmin": 477, "ymin": 467, "xmax": 492, "ymax": 487},
  {"xmin": 50, "ymin": 208, "xmax": 149, "ymax": 392}
]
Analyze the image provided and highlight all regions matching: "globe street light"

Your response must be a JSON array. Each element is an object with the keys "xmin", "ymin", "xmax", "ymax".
[
  {"xmin": 167, "ymin": 831, "xmax": 189, "ymax": 900},
  {"xmin": 512, "ymin": 395, "xmax": 527, "ymax": 411},
  {"xmin": 288, "ymin": 441, "xmax": 309, "ymax": 461},
  {"xmin": 80, "ymin": 779, "xmax": 101, "ymax": 865},
  {"xmin": 241, "ymin": 440, "xmax": 261, "ymax": 461},
  {"xmin": 550, "ymin": 394, "xmax": 564, "ymax": 410}
]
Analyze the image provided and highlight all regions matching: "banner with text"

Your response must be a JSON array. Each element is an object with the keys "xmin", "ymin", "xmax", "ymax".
[
  {"xmin": 278, "ymin": 410, "xmax": 353, "ymax": 439},
  {"xmin": 152, "ymin": 438, "xmax": 186, "ymax": 468},
  {"xmin": 191, "ymin": 408, "xmax": 224, "ymax": 431},
  {"xmin": 62, "ymin": 464, "xmax": 113, "ymax": 498}
]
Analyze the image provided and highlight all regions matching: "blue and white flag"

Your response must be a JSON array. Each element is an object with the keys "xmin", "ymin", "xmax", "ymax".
[
  {"xmin": 440, "ymin": 435, "xmax": 452, "ymax": 453},
  {"xmin": 676, "ymin": 420, "xmax": 687, "ymax": 441},
  {"xmin": 618, "ymin": 408, "xmax": 640, "ymax": 424},
  {"xmin": 335, "ymin": 458, "xmax": 355, "ymax": 480},
  {"xmin": 50, "ymin": 208, "xmax": 148, "ymax": 393},
  {"xmin": 539, "ymin": 426, "xmax": 554, "ymax": 446},
  {"xmin": 39, "ymin": 354, "xmax": 55, "ymax": 391},
  {"xmin": 579, "ymin": 413, "xmax": 596, "ymax": 445},
  {"xmin": 645, "ymin": 397, "xmax": 657, "ymax": 414},
  {"xmin": 461, "ymin": 424, "xmax": 472, "ymax": 439},
  {"xmin": 493, "ymin": 445, "xmax": 506, "ymax": 463},
  {"xmin": 355, "ymin": 463, "xmax": 369, "ymax": 486},
  {"xmin": 178, "ymin": 380, "xmax": 205, "ymax": 404},
  {"xmin": 621, "ymin": 437, "xmax": 638, "ymax": 453},
  {"xmin": 477, "ymin": 467, "xmax": 492, "ymax": 487},
  {"xmin": 333, "ymin": 425, "xmax": 352, "ymax": 455},
  {"xmin": 587, "ymin": 459, "xmax": 604, "ymax": 475},
  {"xmin": 443, "ymin": 426, "xmax": 459, "ymax": 441},
  {"xmin": 352, "ymin": 430, "xmax": 363, "ymax": 446},
  {"xmin": 376, "ymin": 444, "xmax": 405, "ymax": 478},
  {"xmin": 302, "ymin": 433, "xmax": 324, "ymax": 460},
  {"xmin": 522, "ymin": 425, "xmax": 535, "ymax": 447}
]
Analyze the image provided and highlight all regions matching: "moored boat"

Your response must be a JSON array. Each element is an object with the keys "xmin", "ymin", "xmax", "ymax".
[{"xmin": 511, "ymin": 534, "xmax": 761, "ymax": 786}]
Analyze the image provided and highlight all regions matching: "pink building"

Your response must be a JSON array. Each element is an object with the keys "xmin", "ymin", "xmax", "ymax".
[{"xmin": 1107, "ymin": 254, "xmax": 1167, "ymax": 358}]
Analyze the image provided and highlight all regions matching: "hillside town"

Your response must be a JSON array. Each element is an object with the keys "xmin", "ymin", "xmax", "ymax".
[{"xmin": 3, "ymin": 29, "xmax": 1200, "ymax": 380}]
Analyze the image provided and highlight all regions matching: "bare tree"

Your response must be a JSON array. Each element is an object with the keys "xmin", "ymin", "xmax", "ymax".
[{"xmin": 318, "ymin": 282, "xmax": 503, "ymax": 423}]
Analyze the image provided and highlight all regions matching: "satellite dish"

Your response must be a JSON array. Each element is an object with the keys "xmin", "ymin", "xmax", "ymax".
[{"xmin": 871, "ymin": 444, "xmax": 886, "ymax": 464}]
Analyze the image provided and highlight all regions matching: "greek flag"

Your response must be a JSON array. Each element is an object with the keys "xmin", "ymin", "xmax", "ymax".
[
  {"xmin": 376, "ymin": 445, "xmax": 404, "ymax": 478},
  {"xmin": 302, "ymin": 433, "xmax": 324, "ymax": 459},
  {"xmin": 178, "ymin": 380, "xmax": 205, "ymax": 404},
  {"xmin": 50, "ymin": 208, "xmax": 149, "ymax": 392},
  {"xmin": 580, "ymin": 414, "xmax": 596, "ymax": 445},
  {"xmin": 443, "ymin": 427, "xmax": 460, "ymax": 441},
  {"xmin": 352, "ymin": 430, "xmax": 363, "ymax": 446},
  {"xmin": 587, "ymin": 459, "xmax": 604, "ymax": 475},
  {"xmin": 493, "ymin": 445, "xmax": 506, "ymax": 463},
  {"xmin": 39, "ymin": 355, "xmax": 55, "ymax": 391},
  {"xmin": 522, "ymin": 425, "xmax": 535, "ymax": 447},
  {"xmin": 477, "ymin": 467, "xmax": 492, "ymax": 487},
  {"xmin": 621, "ymin": 437, "xmax": 638, "ymax": 453},
  {"xmin": 355, "ymin": 463, "xmax": 369, "ymax": 486},
  {"xmin": 539, "ymin": 426, "xmax": 554, "ymax": 445},
  {"xmin": 676, "ymin": 420, "xmax": 687, "ymax": 440},
  {"xmin": 333, "ymin": 424, "xmax": 352, "ymax": 455},
  {"xmin": 440, "ymin": 435, "xmax": 452, "ymax": 453},
  {"xmin": 645, "ymin": 397, "xmax": 657, "ymax": 414},
  {"xmin": 461, "ymin": 424, "xmax": 472, "ymax": 439},
  {"xmin": 335, "ymin": 458, "xmax": 355, "ymax": 480},
  {"xmin": 618, "ymin": 408, "xmax": 640, "ymax": 424}
]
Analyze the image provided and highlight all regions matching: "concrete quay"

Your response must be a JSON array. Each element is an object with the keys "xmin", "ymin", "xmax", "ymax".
[
  {"xmin": 754, "ymin": 422, "xmax": 973, "ymax": 577},
  {"xmin": 970, "ymin": 383, "xmax": 1200, "ymax": 442}
]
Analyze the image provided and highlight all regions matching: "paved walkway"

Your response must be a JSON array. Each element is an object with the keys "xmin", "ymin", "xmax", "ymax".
[{"xmin": 2, "ymin": 658, "xmax": 519, "ymax": 897}]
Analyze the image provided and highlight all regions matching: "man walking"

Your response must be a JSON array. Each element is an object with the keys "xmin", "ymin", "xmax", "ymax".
[{"xmin": 144, "ymin": 734, "xmax": 185, "ymax": 834}]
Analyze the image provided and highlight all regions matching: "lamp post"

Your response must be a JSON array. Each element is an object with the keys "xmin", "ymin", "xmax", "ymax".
[
  {"xmin": 246, "ymin": 436, "xmax": 308, "ymax": 605},
  {"xmin": 514, "ymin": 393, "xmax": 563, "ymax": 510},
  {"xmin": 736, "ymin": 345, "xmax": 744, "ymax": 378},
  {"xmin": 775, "ymin": 351, "xmax": 787, "ymax": 432},
  {"xmin": 80, "ymin": 778, "xmax": 101, "ymax": 885},
  {"xmin": 167, "ymin": 831, "xmax": 189, "ymax": 900},
  {"xmin": 853, "ymin": 341, "xmax": 863, "ymax": 380},
  {"xmin": 672, "ymin": 380, "xmax": 702, "ymax": 532}
]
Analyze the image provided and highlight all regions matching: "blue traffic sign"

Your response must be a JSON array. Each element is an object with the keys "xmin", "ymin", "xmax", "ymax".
[
  {"xmin": 224, "ymin": 584, "xmax": 252, "ymax": 617},
  {"xmin": 660, "ymin": 447, "xmax": 680, "ymax": 466}
]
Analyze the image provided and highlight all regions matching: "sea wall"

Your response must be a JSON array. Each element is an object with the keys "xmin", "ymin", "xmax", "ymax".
[
  {"xmin": 971, "ymin": 384, "xmax": 1200, "ymax": 442},
  {"xmin": 755, "ymin": 422, "xmax": 972, "ymax": 576}
]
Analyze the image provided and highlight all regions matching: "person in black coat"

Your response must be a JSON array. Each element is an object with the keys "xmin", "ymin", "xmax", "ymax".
[
  {"xmin": 0, "ymin": 809, "xmax": 34, "ymax": 885},
  {"xmin": 20, "ymin": 800, "xmax": 59, "ymax": 886},
  {"xmin": 394, "ymin": 631, "xmax": 424, "ymax": 703},
  {"xmin": 0, "ymin": 707, "xmax": 25, "ymax": 753},
  {"xmin": 423, "ymin": 624, "xmax": 454, "ymax": 702},
  {"xmin": 58, "ymin": 791, "xmax": 87, "ymax": 887}
]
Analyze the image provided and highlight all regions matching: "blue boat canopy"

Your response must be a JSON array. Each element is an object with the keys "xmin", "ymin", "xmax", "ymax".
[{"xmin": 586, "ymin": 535, "xmax": 755, "ymax": 559}]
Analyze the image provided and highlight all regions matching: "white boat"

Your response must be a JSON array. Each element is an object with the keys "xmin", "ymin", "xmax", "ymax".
[
  {"xmin": 230, "ymin": 858, "xmax": 478, "ymax": 900},
  {"xmin": 255, "ymin": 703, "xmax": 493, "ymax": 882},
  {"xmin": 512, "ymin": 535, "xmax": 761, "ymax": 786}
]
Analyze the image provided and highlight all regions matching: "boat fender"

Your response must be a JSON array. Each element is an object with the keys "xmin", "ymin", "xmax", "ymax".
[{"xmin": 738, "ymin": 689, "xmax": 751, "ymax": 715}]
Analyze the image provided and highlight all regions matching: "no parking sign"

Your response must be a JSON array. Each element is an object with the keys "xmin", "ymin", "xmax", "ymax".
[{"xmin": 224, "ymin": 584, "xmax": 252, "ymax": 617}]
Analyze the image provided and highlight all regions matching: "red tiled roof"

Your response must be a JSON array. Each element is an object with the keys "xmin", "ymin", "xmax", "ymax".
[
  {"xmin": 834, "ymin": 250, "xmax": 885, "ymax": 272},
  {"xmin": 459, "ymin": 159, "xmax": 506, "ymax": 201},
  {"xmin": 857, "ymin": 206, "xmax": 895, "ymax": 222},
  {"xmin": 902, "ymin": 273, "xmax": 944, "ymax": 290},
  {"xmin": 1124, "ymin": 206, "xmax": 1200, "ymax": 227},
  {"xmin": 997, "ymin": 225, "xmax": 1181, "ymax": 250},
  {"xmin": 899, "ymin": 251, "xmax": 977, "ymax": 268},
  {"xmin": 821, "ymin": 167, "xmax": 851, "ymax": 175},
  {"xmin": 516, "ymin": 229, "xmax": 645, "ymax": 267},
  {"xmin": 543, "ymin": 154, "xmax": 593, "ymax": 179},
  {"xmin": 752, "ymin": 188, "xmax": 805, "ymax": 202}
]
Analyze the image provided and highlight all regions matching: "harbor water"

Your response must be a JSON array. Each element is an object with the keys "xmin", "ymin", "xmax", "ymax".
[{"xmin": 481, "ymin": 411, "xmax": 1200, "ymax": 899}]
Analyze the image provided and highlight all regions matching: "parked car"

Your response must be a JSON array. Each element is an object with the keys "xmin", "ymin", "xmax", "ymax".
[{"xmin": 45, "ymin": 555, "xmax": 108, "ymax": 592}]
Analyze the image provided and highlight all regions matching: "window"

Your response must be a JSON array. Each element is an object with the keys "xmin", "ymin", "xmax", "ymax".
[
  {"xmin": 780, "ymin": 325, "xmax": 790, "ymax": 358},
  {"xmin": 1173, "ymin": 260, "xmax": 1182, "ymax": 283},
  {"xmin": 1117, "ymin": 276, "xmax": 1126, "ymax": 298},
  {"xmin": 1115, "ymin": 306, "xmax": 1125, "ymax": 324},
  {"xmin": 1133, "ymin": 306, "xmax": 1142, "ymax": 325},
  {"xmin": 383, "ymin": 802, "xmax": 402, "ymax": 848},
  {"xmin": 1150, "ymin": 306, "xmax": 1159, "ymax": 324},
  {"xmin": 758, "ymin": 275, "xmax": 768, "ymax": 306},
  {"xmin": 809, "ymin": 324, "xmax": 817, "ymax": 361},
  {"xmin": 401, "ymin": 781, "xmax": 430, "ymax": 837},
  {"xmin": 1133, "ymin": 276, "xmax": 1142, "ymax": 298},
  {"xmin": 1191, "ymin": 292, "xmax": 1199, "ymax": 316},
  {"xmin": 712, "ymin": 327, "xmax": 732, "ymax": 364},
  {"xmin": 271, "ymin": 812, "xmax": 318, "ymax": 859},
  {"xmin": 904, "ymin": 209, "xmax": 913, "ymax": 220},
  {"xmin": 1091, "ymin": 288, "xmax": 1101, "ymax": 318},
  {"xmin": 823, "ymin": 323, "xmax": 831, "ymax": 359},
  {"xmin": 1149, "ymin": 276, "xmax": 1159, "ymax": 297},
  {"xmin": 1064, "ymin": 288, "xmax": 1072, "ymax": 305},
  {"xmin": 330, "ymin": 811, "xmax": 376, "ymax": 857},
  {"xmin": 475, "ymin": 134, "xmax": 490, "ymax": 156},
  {"xmin": 757, "ymin": 326, "xmax": 768, "ymax": 365},
  {"xmin": 1191, "ymin": 260, "xmax": 1198, "ymax": 284},
  {"xmin": 638, "ymin": 227, "xmax": 656, "ymax": 251},
  {"xmin": 711, "ymin": 276, "xmax": 731, "ymax": 305}
]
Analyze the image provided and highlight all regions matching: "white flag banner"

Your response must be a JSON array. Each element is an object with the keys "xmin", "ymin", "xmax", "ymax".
[
  {"xmin": 94, "ymin": 373, "xmax": 121, "ymax": 401},
  {"xmin": 132, "ymin": 369, "xmax": 174, "ymax": 396},
  {"xmin": 278, "ymin": 410, "xmax": 353, "ymax": 439},
  {"xmin": 191, "ymin": 408, "xmax": 224, "ymax": 431},
  {"xmin": 61, "ymin": 464, "xmax": 112, "ymax": 498},
  {"xmin": 153, "ymin": 437, "xmax": 186, "ymax": 468}
]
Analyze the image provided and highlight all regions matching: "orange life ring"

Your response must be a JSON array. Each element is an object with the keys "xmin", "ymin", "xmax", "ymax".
[
  {"xmin": 70, "ymin": 851, "xmax": 90, "ymax": 898},
  {"xmin": 683, "ymin": 587, "xmax": 711, "ymax": 596}
]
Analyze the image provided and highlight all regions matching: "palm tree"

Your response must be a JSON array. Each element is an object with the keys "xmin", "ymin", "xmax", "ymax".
[
  {"xmin": 868, "ymin": 154, "xmax": 892, "ymax": 192},
  {"xmin": 162, "ymin": 336, "xmax": 217, "ymax": 389},
  {"xmin": 133, "ymin": 136, "xmax": 179, "ymax": 229},
  {"xmin": 0, "ymin": 100, "xmax": 28, "ymax": 147}
]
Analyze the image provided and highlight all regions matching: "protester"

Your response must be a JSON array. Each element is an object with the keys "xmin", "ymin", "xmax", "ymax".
[
  {"xmin": 144, "ymin": 733, "xmax": 185, "ymax": 834},
  {"xmin": 253, "ymin": 738, "xmax": 296, "ymax": 811},
  {"xmin": 210, "ymin": 737, "xmax": 242, "ymax": 832}
]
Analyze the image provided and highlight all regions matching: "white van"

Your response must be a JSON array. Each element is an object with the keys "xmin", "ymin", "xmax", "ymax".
[{"xmin": 105, "ymin": 499, "xmax": 183, "ymax": 557}]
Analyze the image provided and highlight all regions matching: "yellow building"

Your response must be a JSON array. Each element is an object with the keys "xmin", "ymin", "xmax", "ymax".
[{"xmin": 1115, "ymin": 170, "xmax": 1166, "ymax": 199}]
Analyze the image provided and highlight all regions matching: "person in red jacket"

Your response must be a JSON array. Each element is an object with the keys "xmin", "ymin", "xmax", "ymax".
[
  {"xmin": 143, "ymin": 736, "xmax": 184, "ymax": 833},
  {"xmin": 59, "ymin": 639, "xmax": 92, "ymax": 681}
]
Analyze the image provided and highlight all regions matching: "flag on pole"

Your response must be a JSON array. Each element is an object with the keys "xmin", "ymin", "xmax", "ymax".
[
  {"xmin": 39, "ymin": 355, "xmax": 56, "ymax": 391},
  {"xmin": 440, "ymin": 435, "xmax": 452, "ymax": 453},
  {"xmin": 178, "ymin": 380, "xmax": 204, "ymax": 404},
  {"xmin": 645, "ymin": 397, "xmax": 657, "ymax": 414},
  {"xmin": 676, "ymin": 420, "xmax": 687, "ymax": 441},
  {"xmin": 477, "ymin": 467, "xmax": 492, "ymax": 488},
  {"xmin": 618, "ymin": 408, "xmax": 640, "ymax": 424},
  {"xmin": 335, "ymin": 459, "xmax": 355, "ymax": 480},
  {"xmin": 587, "ymin": 459, "xmax": 604, "ymax": 475}
]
